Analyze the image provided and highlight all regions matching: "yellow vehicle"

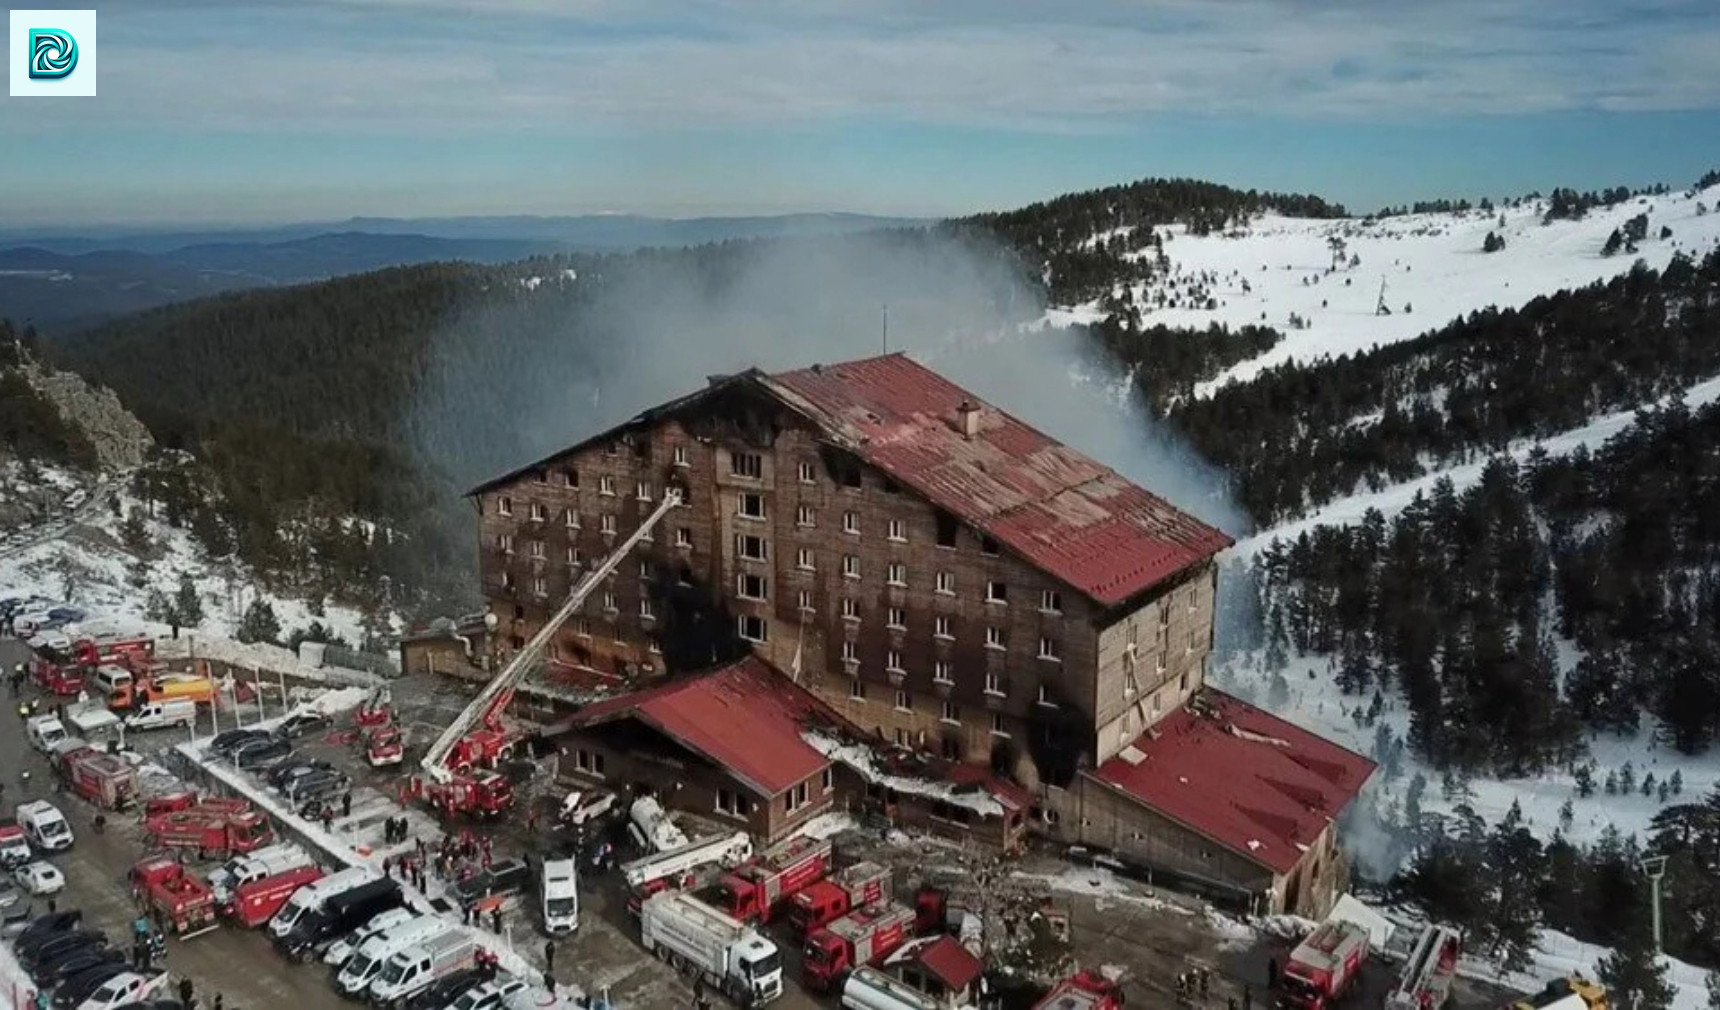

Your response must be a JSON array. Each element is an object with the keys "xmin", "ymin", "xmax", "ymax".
[
  {"xmin": 112, "ymin": 672, "xmax": 217, "ymax": 709},
  {"xmin": 1507, "ymin": 976, "xmax": 1608, "ymax": 1010}
]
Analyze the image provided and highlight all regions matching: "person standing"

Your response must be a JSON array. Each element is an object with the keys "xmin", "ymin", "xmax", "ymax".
[
  {"xmin": 178, "ymin": 977, "xmax": 195, "ymax": 1008},
  {"xmin": 543, "ymin": 939, "xmax": 556, "ymax": 975},
  {"xmin": 341, "ymin": 791, "xmax": 352, "ymax": 819}
]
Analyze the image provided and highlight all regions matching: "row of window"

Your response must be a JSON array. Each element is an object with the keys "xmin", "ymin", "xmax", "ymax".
[
  {"xmin": 844, "ymin": 684, "xmax": 1022, "ymax": 738},
  {"xmin": 836, "ymin": 629, "xmax": 1061, "ymax": 661}
]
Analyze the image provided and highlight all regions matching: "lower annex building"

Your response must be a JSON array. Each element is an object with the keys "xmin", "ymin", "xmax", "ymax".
[{"xmin": 456, "ymin": 352, "xmax": 1373, "ymax": 917}]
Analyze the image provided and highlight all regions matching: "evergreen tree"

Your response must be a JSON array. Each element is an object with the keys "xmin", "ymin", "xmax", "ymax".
[
  {"xmin": 1597, "ymin": 925, "xmax": 1674, "ymax": 1010},
  {"xmin": 1603, "ymin": 228, "xmax": 1625, "ymax": 256},
  {"xmin": 236, "ymin": 598, "xmax": 281, "ymax": 645},
  {"xmin": 119, "ymin": 508, "xmax": 151, "ymax": 556},
  {"xmin": 174, "ymin": 575, "xmax": 205, "ymax": 628},
  {"xmin": 1483, "ymin": 231, "xmax": 1507, "ymax": 253}
]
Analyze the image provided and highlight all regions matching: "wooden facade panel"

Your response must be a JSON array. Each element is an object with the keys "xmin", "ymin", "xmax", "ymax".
[{"xmin": 1090, "ymin": 563, "xmax": 1218, "ymax": 764}]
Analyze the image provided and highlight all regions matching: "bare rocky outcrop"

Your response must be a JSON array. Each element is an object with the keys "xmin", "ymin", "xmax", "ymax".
[{"xmin": 22, "ymin": 361, "xmax": 153, "ymax": 471}]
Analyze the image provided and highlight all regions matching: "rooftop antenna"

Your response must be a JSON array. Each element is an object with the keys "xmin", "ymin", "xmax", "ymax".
[{"xmin": 882, "ymin": 304, "xmax": 889, "ymax": 354}]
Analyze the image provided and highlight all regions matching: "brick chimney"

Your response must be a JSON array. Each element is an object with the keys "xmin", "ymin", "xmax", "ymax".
[{"xmin": 956, "ymin": 400, "xmax": 982, "ymax": 439}]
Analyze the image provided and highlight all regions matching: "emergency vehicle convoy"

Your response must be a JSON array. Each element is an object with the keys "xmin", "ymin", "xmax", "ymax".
[
  {"xmin": 802, "ymin": 902, "xmax": 915, "ymax": 993},
  {"xmin": 705, "ymin": 834, "xmax": 834, "ymax": 925}
]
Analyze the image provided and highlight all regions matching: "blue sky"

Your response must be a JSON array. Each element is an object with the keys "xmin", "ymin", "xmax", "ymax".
[{"xmin": 3, "ymin": 0, "xmax": 1718, "ymax": 226}]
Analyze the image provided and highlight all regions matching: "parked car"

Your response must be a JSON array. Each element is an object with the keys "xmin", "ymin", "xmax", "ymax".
[
  {"xmin": 276, "ymin": 712, "xmax": 331, "ymax": 740},
  {"xmin": 53, "ymin": 961, "xmax": 129, "ymax": 1009},
  {"xmin": 45, "ymin": 947, "xmax": 124, "ymax": 984},
  {"xmin": 74, "ymin": 969, "xmax": 171, "ymax": 1010},
  {"xmin": 16, "ymin": 861, "xmax": 66, "ymax": 896},
  {"xmin": 29, "ymin": 630, "xmax": 74, "ymax": 652},
  {"xmin": 232, "ymin": 738, "xmax": 294, "ymax": 770},
  {"xmin": 282, "ymin": 768, "xmax": 349, "ymax": 804},
  {"xmin": 403, "ymin": 967, "xmax": 485, "ymax": 1010},
  {"xmin": 447, "ymin": 978, "xmax": 528, "ymax": 1010},
  {"xmin": 450, "ymin": 858, "xmax": 531, "ymax": 911},
  {"xmin": 208, "ymin": 729, "xmax": 271, "ymax": 760},
  {"xmin": 14, "ymin": 910, "xmax": 84, "ymax": 955},
  {"xmin": 267, "ymin": 759, "xmax": 337, "ymax": 790},
  {"xmin": 22, "ymin": 928, "xmax": 105, "ymax": 971},
  {"xmin": 47, "ymin": 606, "xmax": 86, "ymax": 624},
  {"xmin": 559, "ymin": 788, "xmax": 618, "ymax": 827},
  {"xmin": 0, "ymin": 877, "xmax": 19, "ymax": 910}
]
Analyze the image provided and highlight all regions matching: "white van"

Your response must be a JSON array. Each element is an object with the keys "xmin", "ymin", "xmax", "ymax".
[
  {"xmin": 123, "ymin": 699, "xmax": 197, "ymax": 732},
  {"xmin": 323, "ymin": 906, "xmax": 415, "ymax": 966},
  {"xmin": 92, "ymin": 664, "xmax": 133, "ymax": 698},
  {"xmin": 68, "ymin": 706, "xmax": 123, "ymax": 744},
  {"xmin": 269, "ymin": 866, "xmax": 380, "ymax": 939},
  {"xmin": 368, "ymin": 930, "xmax": 480, "ymax": 1006},
  {"xmin": 542, "ymin": 857, "xmax": 579, "ymax": 935},
  {"xmin": 17, "ymin": 800, "xmax": 74, "ymax": 852},
  {"xmin": 208, "ymin": 842, "xmax": 313, "ymax": 903},
  {"xmin": 335, "ymin": 915, "xmax": 446, "ymax": 995},
  {"xmin": 25, "ymin": 715, "xmax": 68, "ymax": 753}
]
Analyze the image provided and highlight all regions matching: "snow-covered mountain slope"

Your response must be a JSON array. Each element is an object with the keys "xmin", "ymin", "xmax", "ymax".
[{"xmin": 1051, "ymin": 183, "xmax": 1720, "ymax": 395}]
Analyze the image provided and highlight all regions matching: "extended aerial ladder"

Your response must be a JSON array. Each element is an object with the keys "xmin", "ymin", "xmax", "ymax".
[
  {"xmin": 409, "ymin": 490, "xmax": 681, "ymax": 816},
  {"xmin": 1385, "ymin": 924, "xmax": 1461, "ymax": 1010}
]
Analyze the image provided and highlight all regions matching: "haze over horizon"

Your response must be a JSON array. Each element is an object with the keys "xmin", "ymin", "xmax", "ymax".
[{"xmin": 2, "ymin": 0, "xmax": 1719, "ymax": 228}]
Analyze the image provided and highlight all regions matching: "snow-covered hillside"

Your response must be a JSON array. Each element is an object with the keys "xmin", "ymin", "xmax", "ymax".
[{"xmin": 1049, "ymin": 183, "xmax": 1720, "ymax": 396}]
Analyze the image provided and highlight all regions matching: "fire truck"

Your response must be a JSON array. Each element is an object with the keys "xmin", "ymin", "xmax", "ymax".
[
  {"xmin": 62, "ymin": 747, "xmax": 141, "ymax": 810},
  {"xmin": 623, "ymin": 831, "xmax": 755, "ymax": 914},
  {"xmin": 144, "ymin": 798, "xmax": 276, "ymax": 859},
  {"xmin": 406, "ymin": 491, "xmax": 682, "ymax": 820},
  {"xmin": 1033, "ymin": 971, "xmax": 1127, "ymax": 1010},
  {"xmin": 30, "ymin": 646, "xmax": 87, "ymax": 695},
  {"xmin": 704, "ymin": 834, "xmax": 833, "ymax": 925},
  {"xmin": 1275, "ymin": 918, "xmax": 1370, "ymax": 1010},
  {"xmin": 130, "ymin": 857, "xmax": 220, "ymax": 938},
  {"xmin": 1385, "ymin": 924, "xmax": 1461, "ymax": 1010},
  {"xmin": 789, "ymin": 861, "xmax": 890, "ymax": 939},
  {"xmin": 802, "ymin": 902, "xmax": 915, "ymax": 993},
  {"xmin": 224, "ymin": 865, "xmax": 325, "ymax": 929}
]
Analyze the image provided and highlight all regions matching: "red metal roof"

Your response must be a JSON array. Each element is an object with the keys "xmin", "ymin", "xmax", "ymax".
[
  {"xmin": 552, "ymin": 657, "xmax": 843, "ymax": 797},
  {"xmin": 898, "ymin": 935, "xmax": 985, "ymax": 992},
  {"xmin": 1091, "ymin": 690, "xmax": 1376, "ymax": 874},
  {"xmin": 765, "ymin": 354, "xmax": 1232, "ymax": 606}
]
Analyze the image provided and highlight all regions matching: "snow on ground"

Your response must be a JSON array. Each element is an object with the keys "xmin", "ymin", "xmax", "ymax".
[
  {"xmin": 1232, "ymin": 372, "xmax": 1720, "ymax": 557},
  {"xmin": 802, "ymin": 731, "xmax": 1005, "ymax": 817},
  {"xmin": 1471, "ymin": 929, "xmax": 1714, "ymax": 1010},
  {"xmin": 0, "ymin": 475, "xmax": 372, "ymax": 649},
  {"xmin": 1010, "ymin": 865, "xmax": 1192, "ymax": 917},
  {"xmin": 1040, "ymin": 183, "xmax": 1720, "ymax": 397}
]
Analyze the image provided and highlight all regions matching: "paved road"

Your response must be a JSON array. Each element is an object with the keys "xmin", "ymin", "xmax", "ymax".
[
  {"xmin": 1, "ymin": 635, "xmax": 353, "ymax": 1010},
  {"xmin": 0, "ymin": 478, "xmax": 110, "ymax": 561}
]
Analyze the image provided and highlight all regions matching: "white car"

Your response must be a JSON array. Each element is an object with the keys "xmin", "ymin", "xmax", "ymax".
[
  {"xmin": 15, "ymin": 861, "xmax": 65, "ymax": 896},
  {"xmin": 26, "ymin": 630, "xmax": 72, "ymax": 653},
  {"xmin": 559, "ymin": 788, "xmax": 618, "ymax": 826},
  {"xmin": 0, "ymin": 877, "xmax": 18, "ymax": 909},
  {"xmin": 75, "ymin": 971, "xmax": 169, "ymax": 1010}
]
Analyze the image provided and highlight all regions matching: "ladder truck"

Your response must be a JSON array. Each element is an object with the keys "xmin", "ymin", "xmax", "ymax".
[
  {"xmin": 407, "ymin": 491, "xmax": 682, "ymax": 820},
  {"xmin": 624, "ymin": 831, "xmax": 755, "ymax": 914},
  {"xmin": 1385, "ymin": 924, "xmax": 1461, "ymax": 1010}
]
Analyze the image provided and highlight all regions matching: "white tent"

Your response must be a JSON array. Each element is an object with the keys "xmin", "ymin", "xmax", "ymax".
[{"xmin": 1328, "ymin": 893, "xmax": 1397, "ymax": 950}]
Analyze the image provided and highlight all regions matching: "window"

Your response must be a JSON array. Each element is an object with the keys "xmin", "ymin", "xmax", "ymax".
[
  {"xmin": 564, "ymin": 508, "xmax": 580, "ymax": 529},
  {"xmin": 1187, "ymin": 628, "xmax": 1198, "ymax": 654},
  {"xmin": 635, "ymin": 481, "xmax": 653, "ymax": 502},
  {"xmin": 533, "ymin": 577, "xmax": 547, "ymax": 597},
  {"xmin": 638, "ymin": 560, "xmax": 653, "ymax": 580},
  {"xmin": 838, "ymin": 464, "xmax": 862, "ymax": 489},
  {"xmin": 841, "ymin": 598, "xmax": 860, "ymax": 621},
  {"xmin": 823, "ymin": 768, "xmax": 834, "ymax": 793},
  {"xmin": 985, "ymin": 627, "xmax": 1005, "ymax": 650},
  {"xmin": 731, "ymin": 452, "xmax": 762, "ymax": 479},
  {"xmin": 980, "ymin": 535, "xmax": 1000, "ymax": 556},
  {"xmin": 842, "ymin": 555, "xmax": 860, "ymax": 580},
  {"xmin": 736, "ymin": 534, "xmax": 768, "ymax": 562},
  {"xmin": 887, "ymin": 563, "xmax": 907, "ymax": 586},
  {"xmin": 737, "ymin": 573, "xmax": 768, "ymax": 601},
  {"xmin": 796, "ymin": 548, "xmax": 816, "ymax": 571},
  {"xmin": 985, "ymin": 581, "xmax": 1008, "ymax": 604},
  {"xmin": 941, "ymin": 701, "xmax": 960, "ymax": 724},
  {"xmin": 715, "ymin": 788, "xmax": 746, "ymax": 817},
  {"xmin": 529, "ymin": 502, "xmax": 547, "ymax": 522},
  {"xmin": 894, "ymin": 728, "xmax": 907, "ymax": 747},
  {"xmin": 1037, "ymin": 684, "xmax": 1056, "ymax": 706},
  {"xmin": 934, "ymin": 616, "xmax": 952, "ymax": 639},
  {"xmin": 639, "ymin": 597, "xmax": 654, "ymax": 619},
  {"xmin": 887, "ymin": 650, "xmax": 903, "ymax": 672},
  {"xmin": 849, "ymin": 679, "xmax": 865, "ymax": 700},
  {"xmin": 601, "ymin": 591, "xmax": 616, "ymax": 612},
  {"xmin": 496, "ymin": 496, "xmax": 513, "ymax": 516},
  {"xmin": 563, "ymin": 469, "xmax": 579, "ymax": 488},
  {"xmin": 886, "ymin": 607, "xmax": 905, "ymax": 629},
  {"xmin": 497, "ymin": 533, "xmax": 515, "ymax": 554},
  {"xmin": 797, "ymin": 589, "xmax": 813, "ymax": 612},
  {"xmin": 599, "ymin": 476, "xmax": 616, "ymax": 496},
  {"xmin": 1038, "ymin": 637, "xmax": 1062, "ymax": 661},
  {"xmin": 502, "ymin": 572, "xmax": 514, "ymax": 590},
  {"xmin": 675, "ymin": 527, "xmax": 692, "ymax": 548},
  {"xmin": 738, "ymin": 493, "xmax": 766, "ymax": 520},
  {"xmin": 984, "ymin": 672, "xmax": 1004, "ymax": 696},
  {"xmin": 600, "ymin": 514, "xmax": 617, "ymax": 535},
  {"xmin": 934, "ymin": 512, "xmax": 958, "ymax": 548},
  {"xmin": 1150, "ymin": 692, "xmax": 1163, "ymax": 715},
  {"xmin": 1041, "ymin": 590, "xmax": 1062, "ymax": 614},
  {"xmin": 737, "ymin": 615, "xmax": 768, "ymax": 642},
  {"xmin": 796, "ymin": 505, "xmax": 817, "ymax": 527},
  {"xmin": 565, "ymin": 546, "xmax": 581, "ymax": 565},
  {"xmin": 573, "ymin": 750, "xmax": 605, "ymax": 776},
  {"xmin": 843, "ymin": 511, "xmax": 861, "ymax": 534},
  {"xmin": 1180, "ymin": 669, "xmax": 1191, "ymax": 692},
  {"xmin": 534, "ymin": 470, "xmax": 548, "ymax": 485},
  {"xmin": 841, "ymin": 641, "xmax": 858, "ymax": 661},
  {"xmin": 894, "ymin": 690, "xmax": 911, "ymax": 712},
  {"xmin": 605, "ymin": 442, "xmax": 620, "ymax": 457},
  {"xmin": 797, "ymin": 461, "xmax": 816, "ymax": 483},
  {"xmin": 935, "ymin": 571, "xmax": 954, "ymax": 595},
  {"xmin": 933, "ymin": 661, "xmax": 953, "ymax": 684},
  {"xmin": 887, "ymin": 519, "xmax": 906, "ymax": 542},
  {"xmin": 991, "ymin": 713, "xmax": 1010, "ymax": 737},
  {"xmin": 784, "ymin": 782, "xmax": 810, "ymax": 813},
  {"xmin": 1161, "ymin": 603, "xmax": 1170, "ymax": 627},
  {"xmin": 572, "ymin": 617, "xmax": 590, "ymax": 638},
  {"xmin": 673, "ymin": 445, "xmax": 689, "ymax": 467},
  {"xmin": 529, "ymin": 540, "xmax": 545, "ymax": 558},
  {"xmin": 1188, "ymin": 588, "xmax": 1199, "ymax": 612}
]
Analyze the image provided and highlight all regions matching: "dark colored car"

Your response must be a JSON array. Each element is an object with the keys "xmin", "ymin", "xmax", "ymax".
[
  {"xmin": 207, "ymin": 729, "xmax": 271, "ymax": 760},
  {"xmin": 46, "ymin": 606, "xmax": 86, "ymax": 623},
  {"xmin": 53, "ymin": 961, "xmax": 129, "ymax": 1009},
  {"xmin": 112, "ymin": 1002, "xmax": 183, "ymax": 1010},
  {"xmin": 44, "ymin": 945, "xmax": 124, "ymax": 983},
  {"xmin": 233, "ymin": 737, "xmax": 294, "ymax": 770},
  {"xmin": 267, "ymin": 758, "xmax": 336, "ymax": 790},
  {"xmin": 275, "ymin": 712, "xmax": 331, "ymax": 740},
  {"xmin": 279, "ymin": 878, "xmax": 403, "ymax": 962},
  {"xmin": 14, "ymin": 908, "xmax": 81, "ymax": 951},
  {"xmin": 403, "ymin": 967, "xmax": 484, "ymax": 1010},
  {"xmin": 450, "ymin": 857, "xmax": 531, "ymax": 910},
  {"xmin": 22, "ymin": 928, "xmax": 104, "ymax": 970},
  {"xmin": 282, "ymin": 768, "xmax": 349, "ymax": 804}
]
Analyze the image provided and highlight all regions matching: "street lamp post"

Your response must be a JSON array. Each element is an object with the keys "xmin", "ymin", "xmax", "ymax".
[{"xmin": 1639, "ymin": 855, "xmax": 1669, "ymax": 954}]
